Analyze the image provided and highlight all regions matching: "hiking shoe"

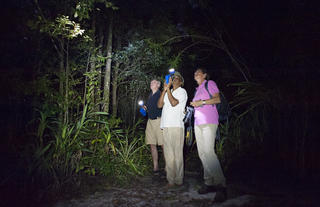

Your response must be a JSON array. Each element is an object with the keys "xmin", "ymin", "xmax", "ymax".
[
  {"xmin": 159, "ymin": 170, "xmax": 166, "ymax": 178},
  {"xmin": 198, "ymin": 184, "xmax": 218, "ymax": 194},
  {"xmin": 153, "ymin": 170, "xmax": 160, "ymax": 176},
  {"xmin": 214, "ymin": 187, "xmax": 227, "ymax": 202}
]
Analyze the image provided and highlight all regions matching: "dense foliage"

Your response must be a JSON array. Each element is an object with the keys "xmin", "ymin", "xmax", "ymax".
[{"xmin": 1, "ymin": 0, "xmax": 318, "ymax": 204}]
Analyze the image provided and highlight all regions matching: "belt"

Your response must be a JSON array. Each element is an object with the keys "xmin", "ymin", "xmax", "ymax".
[{"xmin": 150, "ymin": 117, "xmax": 160, "ymax": 120}]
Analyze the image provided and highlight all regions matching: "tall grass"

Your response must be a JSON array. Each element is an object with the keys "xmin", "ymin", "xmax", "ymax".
[
  {"xmin": 214, "ymin": 81, "xmax": 275, "ymax": 172},
  {"xmin": 27, "ymin": 106, "xmax": 149, "ymax": 189}
]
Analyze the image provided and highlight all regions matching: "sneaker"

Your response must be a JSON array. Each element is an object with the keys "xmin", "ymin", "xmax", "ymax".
[
  {"xmin": 198, "ymin": 184, "xmax": 218, "ymax": 194},
  {"xmin": 214, "ymin": 187, "xmax": 227, "ymax": 202},
  {"xmin": 153, "ymin": 170, "xmax": 160, "ymax": 176}
]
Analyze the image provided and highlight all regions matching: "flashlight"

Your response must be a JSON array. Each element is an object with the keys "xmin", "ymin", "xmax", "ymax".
[
  {"xmin": 169, "ymin": 68, "xmax": 175, "ymax": 74},
  {"xmin": 165, "ymin": 68, "xmax": 175, "ymax": 84},
  {"xmin": 138, "ymin": 100, "xmax": 146, "ymax": 116}
]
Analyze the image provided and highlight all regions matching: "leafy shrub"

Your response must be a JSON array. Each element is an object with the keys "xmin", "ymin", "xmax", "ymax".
[{"xmin": 27, "ymin": 106, "xmax": 149, "ymax": 188}]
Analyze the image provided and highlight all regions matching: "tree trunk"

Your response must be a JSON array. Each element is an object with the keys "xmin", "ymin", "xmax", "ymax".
[
  {"xmin": 58, "ymin": 40, "xmax": 65, "ymax": 124},
  {"xmin": 59, "ymin": 41, "xmax": 64, "ymax": 101},
  {"xmin": 82, "ymin": 52, "xmax": 91, "ymax": 110},
  {"xmin": 112, "ymin": 62, "xmax": 119, "ymax": 116},
  {"xmin": 103, "ymin": 13, "xmax": 113, "ymax": 113},
  {"xmin": 90, "ymin": 14, "xmax": 97, "ymax": 111},
  {"xmin": 64, "ymin": 40, "xmax": 70, "ymax": 124},
  {"xmin": 111, "ymin": 37, "xmax": 121, "ymax": 117},
  {"xmin": 97, "ymin": 27, "xmax": 104, "ymax": 111}
]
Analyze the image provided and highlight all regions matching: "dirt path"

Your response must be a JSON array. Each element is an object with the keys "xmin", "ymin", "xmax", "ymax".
[
  {"xmin": 53, "ymin": 172, "xmax": 255, "ymax": 207},
  {"xmin": 49, "ymin": 153, "xmax": 320, "ymax": 207}
]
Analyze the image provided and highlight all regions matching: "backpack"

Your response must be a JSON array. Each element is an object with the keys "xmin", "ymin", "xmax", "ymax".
[{"xmin": 204, "ymin": 81, "xmax": 231, "ymax": 122}]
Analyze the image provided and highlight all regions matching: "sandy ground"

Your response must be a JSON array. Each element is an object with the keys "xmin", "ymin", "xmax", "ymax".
[
  {"xmin": 51, "ymin": 169, "xmax": 320, "ymax": 207},
  {"xmin": 52, "ymin": 171, "xmax": 256, "ymax": 207}
]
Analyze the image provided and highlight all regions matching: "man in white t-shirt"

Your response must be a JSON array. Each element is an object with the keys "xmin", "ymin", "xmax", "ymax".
[{"xmin": 157, "ymin": 71, "xmax": 187, "ymax": 187}]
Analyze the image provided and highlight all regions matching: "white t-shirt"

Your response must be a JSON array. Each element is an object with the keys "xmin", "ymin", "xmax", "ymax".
[{"xmin": 160, "ymin": 87, "xmax": 188, "ymax": 129}]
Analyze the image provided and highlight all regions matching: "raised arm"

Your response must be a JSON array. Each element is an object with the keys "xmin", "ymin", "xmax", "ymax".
[
  {"xmin": 157, "ymin": 89, "xmax": 166, "ymax": 108},
  {"xmin": 157, "ymin": 80, "xmax": 170, "ymax": 108},
  {"xmin": 166, "ymin": 88, "xmax": 179, "ymax": 107}
]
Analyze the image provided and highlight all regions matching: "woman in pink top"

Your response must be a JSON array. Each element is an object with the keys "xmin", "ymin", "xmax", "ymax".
[{"xmin": 190, "ymin": 68, "xmax": 227, "ymax": 201}]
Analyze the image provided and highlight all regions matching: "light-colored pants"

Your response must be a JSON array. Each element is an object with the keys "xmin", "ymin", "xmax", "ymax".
[
  {"xmin": 163, "ymin": 127, "xmax": 184, "ymax": 185},
  {"xmin": 195, "ymin": 124, "xmax": 226, "ymax": 186}
]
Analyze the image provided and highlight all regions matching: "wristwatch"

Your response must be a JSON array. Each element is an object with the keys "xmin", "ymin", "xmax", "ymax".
[{"xmin": 202, "ymin": 100, "xmax": 206, "ymax": 105}]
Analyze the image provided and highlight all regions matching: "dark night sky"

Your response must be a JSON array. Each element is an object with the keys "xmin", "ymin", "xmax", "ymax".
[
  {"xmin": 0, "ymin": 0, "xmax": 319, "ymax": 99},
  {"xmin": 1, "ymin": 0, "xmax": 319, "ymax": 71}
]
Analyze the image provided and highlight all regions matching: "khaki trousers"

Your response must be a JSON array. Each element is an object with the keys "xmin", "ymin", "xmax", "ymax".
[
  {"xmin": 163, "ymin": 127, "xmax": 184, "ymax": 185},
  {"xmin": 145, "ymin": 118, "xmax": 163, "ymax": 145},
  {"xmin": 195, "ymin": 124, "xmax": 226, "ymax": 186}
]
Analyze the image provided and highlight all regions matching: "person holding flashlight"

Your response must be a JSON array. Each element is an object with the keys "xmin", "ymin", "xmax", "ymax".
[
  {"xmin": 190, "ymin": 67, "xmax": 227, "ymax": 202},
  {"xmin": 158, "ymin": 71, "xmax": 187, "ymax": 187},
  {"xmin": 144, "ymin": 79, "xmax": 164, "ymax": 175}
]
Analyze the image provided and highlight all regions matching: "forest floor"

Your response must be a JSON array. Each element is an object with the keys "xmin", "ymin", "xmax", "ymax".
[
  {"xmin": 48, "ymin": 152, "xmax": 320, "ymax": 207},
  {"xmin": 1, "ymin": 151, "xmax": 319, "ymax": 207},
  {"xmin": 49, "ymin": 169, "xmax": 320, "ymax": 207}
]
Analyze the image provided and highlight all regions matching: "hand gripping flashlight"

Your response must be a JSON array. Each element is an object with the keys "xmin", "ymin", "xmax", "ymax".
[
  {"xmin": 138, "ymin": 100, "xmax": 146, "ymax": 116},
  {"xmin": 165, "ymin": 68, "xmax": 175, "ymax": 84}
]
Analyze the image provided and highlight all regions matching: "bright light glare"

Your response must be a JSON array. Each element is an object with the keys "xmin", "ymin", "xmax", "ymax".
[
  {"xmin": 138, "ymin": 100, "xmax": 144, "ymax": 106},
  {"xmin": 169, "ymin": 68, "xmax": 175, "ymax": 73}
]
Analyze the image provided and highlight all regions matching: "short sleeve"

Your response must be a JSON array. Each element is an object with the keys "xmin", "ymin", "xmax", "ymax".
[
  {"xmin": 176, "ymin": 88, "xmax": 188, "ymax": 103},
  {"xmin": 208, "ymin": 80, "xmax": 219, "ymax": 95}
]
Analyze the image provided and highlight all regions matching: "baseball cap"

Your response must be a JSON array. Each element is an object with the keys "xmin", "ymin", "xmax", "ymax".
[{"xmin": 173, "ymin": 71, "xmax": 184, "ymax": 86}]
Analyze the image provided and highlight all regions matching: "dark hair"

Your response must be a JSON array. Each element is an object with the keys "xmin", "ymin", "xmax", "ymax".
[{"xmin": 196, "ymin": 67, "xmax": 210, "ymax": 80}]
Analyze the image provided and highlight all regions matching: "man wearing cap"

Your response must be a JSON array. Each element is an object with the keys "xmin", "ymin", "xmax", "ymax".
[{"xmin": 157, "ymin": 71, "xmax": 187, "ymax": 187}]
